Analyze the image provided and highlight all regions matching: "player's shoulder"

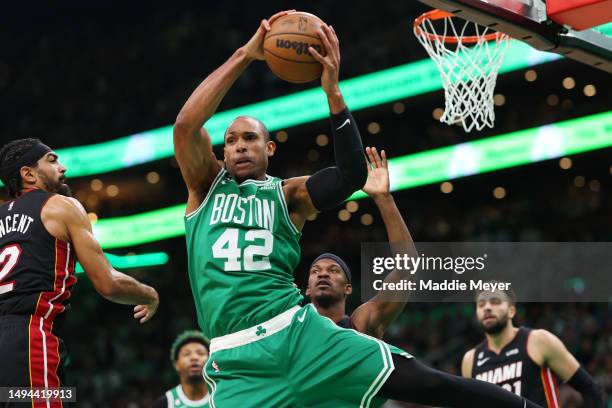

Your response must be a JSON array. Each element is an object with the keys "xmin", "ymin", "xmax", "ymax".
[
  {"xmin": 461, "ymin": 348, "xmax": 476, "ymax": 377},
  {"xmin": 462, "ymin": 347, "xmax": 476, "ymax": 364},
  {"xmin": 44, "ymin": 195, "xmax": 85, "ymax": 215},
  {"xmin": 282, "ymin": 176, "xmax": 310, "ymax": 200},
  {"xmin": 282, "ymin": 176, "xmax": 308, "ymax": 189},
  {"xmin": 42, "ymin": 195, "xmax": 87, "ymax": 224},
  {"xmin": 527, "ymin": 328, "xmax": 565, "ymax": 363},
  {"xmin": 528, "ymin": 328, "xmax": 558, "ymax": 345}
]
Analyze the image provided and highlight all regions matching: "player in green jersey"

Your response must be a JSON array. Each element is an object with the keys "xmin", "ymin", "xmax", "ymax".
[
  {"xmin": 173, "ymin": 10, "xmax": 543, "ymax": 408},
  {"xmin": 153, "ymin": 331, "xmax": 210, "ymax": 408}
]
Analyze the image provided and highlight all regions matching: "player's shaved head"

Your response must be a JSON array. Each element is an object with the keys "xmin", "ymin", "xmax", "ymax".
[{"xmin": 227, "ymin": 116, "xmax": 270, "ymax": 141}]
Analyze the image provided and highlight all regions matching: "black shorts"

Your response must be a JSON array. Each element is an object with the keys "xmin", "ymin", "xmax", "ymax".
[{"xmin": 0, "ymin": 315, "xmax": 68, "ymax": 408}]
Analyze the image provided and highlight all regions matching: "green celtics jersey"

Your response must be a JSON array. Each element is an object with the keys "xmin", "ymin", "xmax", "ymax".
[
  {"xmin": 185, "ymin": 169, "xmax": 303, "ymax": 339},
  {"xmin": 164, "ymin": 385, "xmax": 210, "ymax": 408}
]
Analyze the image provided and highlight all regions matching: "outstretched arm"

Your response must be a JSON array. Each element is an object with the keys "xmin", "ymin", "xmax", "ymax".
[
  {"xmin": 530, "ymin": 329, "xmax": 604, "ymax": 408},
  {"xmin": 174, "ymin": 11, "xmax": 294, "ymax": 212},
  {"xmin": 350, "ymin": 147, "xmax": 417, "ymax": 338},
  {"xmin": 284, "ymin": 25, "xmax": 367, "ymax": 228},
  {"xmin": 43, "ymin": 195, "xmax": 159, "ymax": 323}
]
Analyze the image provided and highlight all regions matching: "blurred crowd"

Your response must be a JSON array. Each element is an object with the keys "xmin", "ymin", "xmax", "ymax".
[{"xmin": 2, "ymin": 2, "xmax": 610, "ymax": 407}]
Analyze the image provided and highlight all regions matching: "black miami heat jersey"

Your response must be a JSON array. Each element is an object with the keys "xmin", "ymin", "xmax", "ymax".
[
  {"xmin": 0, "ymin": 188, "xmax": 77, "ymax": 320},
  {"xmin": 472, "ymin": 327, "xmax": 561, "ymax": 408}
]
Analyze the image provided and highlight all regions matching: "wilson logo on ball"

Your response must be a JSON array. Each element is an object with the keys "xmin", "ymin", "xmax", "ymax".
[{"xmin": 276, "ymin": 39, "xmax": 322, "ymax": 56}]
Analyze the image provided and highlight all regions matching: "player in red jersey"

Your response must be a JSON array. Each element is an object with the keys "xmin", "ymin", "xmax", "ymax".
[{"xmin": 0, "ymin": 138, "xmax": 159, "ymax": 407}]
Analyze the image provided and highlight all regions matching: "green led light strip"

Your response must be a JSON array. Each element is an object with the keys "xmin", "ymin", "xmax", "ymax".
[
  {"xmin": 93, "ymin": 110, "xmax": 612, "ymax": 249},
  {"xmin": 75, "ymin": 251, "xmax": 169, "ymax": 273},
  {"xmin": 4, "ymin": 22, "xmax": 610, "ymax": 187}
]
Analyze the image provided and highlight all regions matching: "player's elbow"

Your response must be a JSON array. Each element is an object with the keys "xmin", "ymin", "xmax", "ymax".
[
  {"xmin": 173, "ymin": 113, "xmax": 198, "ymax": 141},
  {"xmin": 173, "ymin": 117, "xmax": 190, "ymax": 140}
]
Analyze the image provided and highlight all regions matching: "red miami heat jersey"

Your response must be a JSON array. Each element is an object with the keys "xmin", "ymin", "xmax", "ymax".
[
  {"xmin": 0, "ymin": 189, "xmax": 77, "ymax": 321},
  {"xmin": 472, "ymin": 327, "xmax": 561, "ymax": 408}
]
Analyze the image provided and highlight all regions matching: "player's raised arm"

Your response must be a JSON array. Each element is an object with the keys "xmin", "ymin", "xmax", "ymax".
[
  {"xmin": 530, "ymin": 329, "xmax": 605, "ymax": 407},
  {"xmin": 350, "ymin": 147, "xmax": 417, "ymax": 338},
  {"xmin": 42, "ymin": 195, "xmax": 159, "ymax": 323},
  {"xmin": 173, "ymin": 11, "xmax": 294, "ymax": 203},
  {"xmin": 284, "ymin": 24, "xmax": 367, "ymax": 227}
]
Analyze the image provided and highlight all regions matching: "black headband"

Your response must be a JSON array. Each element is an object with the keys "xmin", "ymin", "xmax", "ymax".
[
  {"xmin": 0, "ymin": 142, "xmax": 52, "ymax": 180},
  {"xmin": 310, "ymin": 253, "xmax": 352, "ymax": 283}
]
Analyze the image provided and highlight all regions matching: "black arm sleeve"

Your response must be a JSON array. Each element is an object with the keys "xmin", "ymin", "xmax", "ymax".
[
  {"xmin": 306, "ymin": 108, "xmax": 367, "ymax": 211},
  {"xmin": 567, "ymin": 367, "xmax": 605, "ymax": 408}
]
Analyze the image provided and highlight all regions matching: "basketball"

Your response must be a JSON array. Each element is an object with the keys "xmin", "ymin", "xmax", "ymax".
[{"xmin": 263, "ymin": 12, "xmax": 327, "ymax": 83}]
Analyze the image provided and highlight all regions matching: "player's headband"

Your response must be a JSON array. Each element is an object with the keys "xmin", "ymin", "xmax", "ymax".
[
  {"xmin": 0, "ymin": 142, "xmax": 52, "ymax": 180},
  {"xmin": 310, "ymin": 253, "xmax": 352, "ymax": 283}
]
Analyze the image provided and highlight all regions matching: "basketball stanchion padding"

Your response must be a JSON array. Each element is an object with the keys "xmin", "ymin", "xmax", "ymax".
[{"xmin": 547, "ymin": 0, "xmax": 612, "ymax": 31}]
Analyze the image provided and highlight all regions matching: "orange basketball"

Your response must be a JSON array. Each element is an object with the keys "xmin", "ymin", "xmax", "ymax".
[{"xmin": 263, "ymin": 12, "xmax": 327, "ymax": 83}]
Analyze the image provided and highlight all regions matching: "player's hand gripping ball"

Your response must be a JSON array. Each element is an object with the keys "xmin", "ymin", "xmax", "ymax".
[{"xmin": 263, "ymin": 11, "xmax": 327, "ymax": 83}]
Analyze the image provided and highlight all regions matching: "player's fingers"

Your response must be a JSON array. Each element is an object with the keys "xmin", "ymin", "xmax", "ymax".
[
  {"xmin": 139, "ymin": 309, "xmax": 151, "ymax": 323},
  {"xmin": 327, "ymin": 25, "xmax": 340, "ymax": 48},
  {"xmin": 372, "ymin": 147, "xmax": 383, "ymax": 168},
  {"xmin": 134, "ymin": 304, "xmax": 144, "ymax": 312},
  {"xmin": 262, "ymin": 19, "xmax": 270, "ymax": 31},
  {"xmin": 365, "ymin": 147, "xmax": 375, "ymax": 167},
  {"xmin": 365, "ymin": 148, "xmax": 373, "ymax": 171},
  {"xmin": 381, "ymin": 150, "xmax": 388, "ymax": 168},
  {"xmin": 316, "ymin": 27, "xmax": 334, "ymax": 61},
  {"xmin": 134, "ymin": 310, "xmax": 146, "ymax": 319},
  {"xmin": 308, "ymin": 47, "xmax": 325, "ymax": 64},
  {"xmin": 322, "ymin": 25, "xmax": 339, "ymax": 60},
  {"xmin": 268, "ymin": 9, "xmax": 295, "ymax": 24}
]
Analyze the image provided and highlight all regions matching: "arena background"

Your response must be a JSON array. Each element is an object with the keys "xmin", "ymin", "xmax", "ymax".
[{"xmin": 1, "ymin": 1, "xmax": 610, "ymax": 407}]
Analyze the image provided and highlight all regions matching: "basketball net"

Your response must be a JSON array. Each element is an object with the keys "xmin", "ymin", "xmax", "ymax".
[{"xmin": 414, "ymin": 10, "xmax": 511, "ymax": 132}]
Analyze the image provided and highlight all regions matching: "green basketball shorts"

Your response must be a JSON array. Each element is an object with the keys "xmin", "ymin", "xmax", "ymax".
[{"xmin": 203, "ymin": 304, "xmax": 412, "ymax": 407}]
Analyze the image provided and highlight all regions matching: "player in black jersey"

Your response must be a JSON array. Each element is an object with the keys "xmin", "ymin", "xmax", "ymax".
[
  {"xmin": 462, "ymin": 287, "xmax": 604, "ymax": 408},
  {"xmin": 307, "ymin": 147, "xmax": 415, "ymax": 339},
  {"xmin": 306, "ymin": 147, "xmax": 544, "ymax": 408},
  {"xmin": 0, "ymin": 139, "xmax": 159, "ymax": 405}
]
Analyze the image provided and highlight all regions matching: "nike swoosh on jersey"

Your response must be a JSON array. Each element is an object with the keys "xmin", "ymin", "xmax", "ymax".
[
  {"xmin": 297, "ymin": 309, "xmax": 308, "ymax": 322},
  {"xmin": 476, "ymin": 357, "xmax": 491, "ymax": 367},
  {"xmin": 336, "ymin": 118, "xmax": 350, "ymax": 130}
]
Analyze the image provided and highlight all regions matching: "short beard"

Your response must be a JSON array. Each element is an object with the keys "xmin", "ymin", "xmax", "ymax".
[
  {"xmin": 481, "ymin": 314, "xmax": 509, "ymax": 335},
  {"xmin": 41, "ymin": 175, "xmax": 72, "ymax": 197},
  {"xmin": 311, "ymin": 291, "xmax": 343, "ymax": 309},
  {"xmin": 186, "ymin": 373, "xmax": 205, "ymax": 385},
  {"xmin": 56, "ymin": 183, "xmax": 72, "ymax": 197}
]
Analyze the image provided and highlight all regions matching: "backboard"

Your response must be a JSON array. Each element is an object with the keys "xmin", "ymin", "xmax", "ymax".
[{"xmin": 417, "ymin": 0, "xmax": 612, "ymax": 73}]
